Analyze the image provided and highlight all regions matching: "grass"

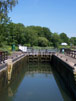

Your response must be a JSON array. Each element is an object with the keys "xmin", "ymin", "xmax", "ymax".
[
  {"xmin": 58, "ymin": 45, "xmax": 71, "ymax": 49},
  {"xmin": 0, "ymin": 45, "xmax": 19, "ymax": 55},
  {"xmin": 32, "ymin": 46, "xmax": 54, "ymax": 49}
]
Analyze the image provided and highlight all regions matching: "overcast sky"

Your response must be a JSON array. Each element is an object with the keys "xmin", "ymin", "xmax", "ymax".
[{"xmin": 8, "ymin": 0, "xmax": 76, "ymax": 37}]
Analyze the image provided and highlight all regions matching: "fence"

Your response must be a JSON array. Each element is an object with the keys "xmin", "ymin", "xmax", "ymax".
[
  {"xmin": 0, "ymin": 51, "xmax": 8, "ymax": 63},
  {"xmin": 65, "ymin": 49, "xmax": 76, "ymax": 59},
  {"xmin": 26, "ymin": 48, "xmax": 56, "ymax": 56}
]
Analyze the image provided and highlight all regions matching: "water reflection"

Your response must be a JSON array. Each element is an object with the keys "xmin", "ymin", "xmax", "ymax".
[
  {"xmin": 52, "ymin": 69, "xmax": 75, "ymax": 100},
  {"xmin": 0, "ymin": 63, "xmax": 75, "ymax": 101}
]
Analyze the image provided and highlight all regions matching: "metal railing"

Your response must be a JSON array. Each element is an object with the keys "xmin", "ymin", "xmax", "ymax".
[
  {"xmin": 26, "ymin": 49, "xmax": 56, "ymax": 56},
  {"xmin": 0, "ymin": 51, "xmax": 8, "ymax": 63},
  {"xmin": 27, "ymin": 47, "xmax": 58, "ymax": 53},
  {"xmin": 65, "ymin": 49, "xmax": 76, "ymax": 59}
]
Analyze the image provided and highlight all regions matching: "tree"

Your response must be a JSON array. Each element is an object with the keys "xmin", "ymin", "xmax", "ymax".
[
  {"xmin": 0, "ymin": 34, "xmax": 4, "ymax": 46},
  {"xmin": 60, "ymin": 33, "xmax": 69, "ymax": 44},
  {"xmin": 24, "ymin": 28, "xmax": 38, "ymax": 46},
  {"xmin": 52, "ymin": 33, "xmax": 61, "ymax": 48},
  {"xmin": 70, "ymin": 37, "xmax": 76, "ymax": 46},
  {"xmin": 38, "ymin": 37, "xmax": 49, "ymax": 47},
  {"xmin": 7, "ymin": 23, "xmax": 26, "ymax": 45},
  {"xmin": 0, "ymin": 21, "xmax": 72, "ymax": 48},
  {"xmin": 0, "ymin": 0, "xmax": 18, "ymax": 23},
  {"xmin": 0, "ymin": 23, "xmax": 8, "ymax": 46},
  {"xmin": 42, "ymin": 27, "xmax": 52, "ymax": 41},
  {"xmin": 6, "ymin": 22, "xmax": 16, "ymax": 45}
]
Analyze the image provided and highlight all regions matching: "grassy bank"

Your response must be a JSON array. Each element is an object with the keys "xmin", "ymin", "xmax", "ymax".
[{"xmin": 0, "ymin": 45, "xmax": 19, "ymax": 54}]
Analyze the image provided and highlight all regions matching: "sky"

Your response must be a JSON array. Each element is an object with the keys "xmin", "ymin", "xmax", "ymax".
[{"xmin": 8, "ymin": 0, "xmax": 76, "ymax": 37}]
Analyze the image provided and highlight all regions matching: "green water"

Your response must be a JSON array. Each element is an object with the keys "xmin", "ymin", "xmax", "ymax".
[{"xmin": 0, "ymin": 63, "xmax": 74, "ymax": 101}]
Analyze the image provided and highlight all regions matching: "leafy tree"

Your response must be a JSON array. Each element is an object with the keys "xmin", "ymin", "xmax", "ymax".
[
  {"xmin": 42, "ymin": 27, "xmax": 52, "ymax": 41},
  {"xmin": 0, "ymin": 22, "xmax": 72, "ymax": 48},
  {"xmin": 70, "ymin": 37, "xmax": 76, "ymax": 46},
  {"xmin": 52, "ymin": 33, "xmax": 61, "ymax": 48},
  {"xmin": 0, "ymin": 23, "xmax": 8, "ymax": 46},
  {"xmin": 0, "ymin": 0, "xmax": 18, "ymax": 23},
  {"xmin": 38, "ymin": 37, "xmax": 49, "ymax": 47},
  {"xmin": 60, "ymin": 33, "xmax": 69, "ymax": 44},
  {"xmin": 6, "ymin": 22, "xmax": 16, "ymax": 45},
  {"xmin": 14, "ymin": 23, "xmax": 26, "ymax": 45},
  {"xmin": 0, "ymin": 34, "xmax": 4, "ymax": 46},
  {"xmin": 24, "ymin": 28, "xmax": 38, "ymax": 46}
]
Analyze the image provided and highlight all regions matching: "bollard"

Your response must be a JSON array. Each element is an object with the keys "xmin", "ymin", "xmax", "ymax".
[
  {"xmin": 66, "ymin": 59, "xmax": 68, "ymax": 61},
  {"xmin": 60, "ymin": 56, "xmax": 62, "ymax": 58}
]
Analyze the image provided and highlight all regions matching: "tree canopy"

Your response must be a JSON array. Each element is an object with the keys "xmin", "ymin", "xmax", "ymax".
[
  {"xmin": 0, "ymin": 0, "xmax": 18, "ymax": 23},
  {"xmin": 0, "ymin": 22, "xmax": 76, "ymax": 48},
  {"xmin": 60, "ymin": 33, "xmax": 69, "ymax": 44},
  {"xmin": 70, "ymin": 37, "xmax": 76, "ymax": 46},
  {"xmin": 0, "ymin": 0, "xmax": 76, "ymax": 49}
]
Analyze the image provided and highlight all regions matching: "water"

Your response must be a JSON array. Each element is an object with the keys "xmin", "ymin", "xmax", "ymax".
[{"xmin": 0, "ymin": 63, "xmax": 74, "ymax": 101}]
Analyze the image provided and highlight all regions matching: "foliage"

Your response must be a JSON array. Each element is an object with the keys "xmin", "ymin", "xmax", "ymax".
[
  {"xmin": 70, "ymin": 37, "xmax": 76, "ymax": 46},
  {"xmin": 51, "ymin": 33, "xmax": 61, "ymax": 48},
  {"xmin": 0, "ymin": 22, "xmax": 76, "ymax": 50},
  {"xmin": 58, "ymin": 45, "xmax": 70, "ymax": 49},
  {"xmin": 0, "ymin": 0, "xmax": 18, "ymax": 23},
  {"xmin": 0, "ymin": 0, "xmax": 75, "ymax": 52},
  {"xmin": 38, "ymin": 37, "xmax": 49, "ymax": 47},
  {"xmin": 60, "ymin": 33, "xmax": 69, "ymax": 44}
]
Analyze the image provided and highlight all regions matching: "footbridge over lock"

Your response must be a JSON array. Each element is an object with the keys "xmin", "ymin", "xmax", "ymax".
[{"xmin": 26, "ymin": 50, "xmax": 55, "ymax": 63}]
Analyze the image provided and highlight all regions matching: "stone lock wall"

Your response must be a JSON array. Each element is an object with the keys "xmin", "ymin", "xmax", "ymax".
[
  {"xmin": 51, "ymin": 55, "xmax": 76, "ymax": 98},
  {"xmin": 7, "ymin": 56, "xmax": 28, "ymax": 84},
  {"xmin": 0, "ymin": 68, "xmax": 8, "ymax": 91}
]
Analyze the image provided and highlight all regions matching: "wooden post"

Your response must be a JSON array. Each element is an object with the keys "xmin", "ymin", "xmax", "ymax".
[{"xmin": 7, "ymin": 59, "xmax": 13, "ymax": 84}]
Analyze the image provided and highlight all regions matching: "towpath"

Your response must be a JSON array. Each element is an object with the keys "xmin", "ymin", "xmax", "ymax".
[
  {"xmin": 0, "ymin": 51, "xmax": 25, "ymax": 71},
  {"xmin": 55, "ymin": 53, "xmax": 76, "ymax": 68}
]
